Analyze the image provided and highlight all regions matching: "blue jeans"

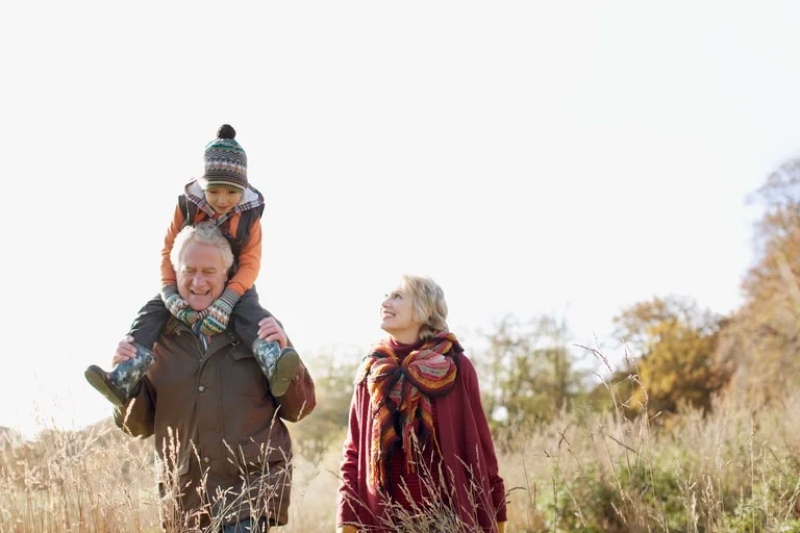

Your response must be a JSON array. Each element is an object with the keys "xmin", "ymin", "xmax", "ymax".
[{"xmin": 221, "ymin": 517, "xmax": 268, "ymax": 533}]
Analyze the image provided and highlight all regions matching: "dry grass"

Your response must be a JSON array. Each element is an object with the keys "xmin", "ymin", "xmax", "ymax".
[{"xmin": 3, "ymin": 377, "xmax": 800, "ymax": 532}]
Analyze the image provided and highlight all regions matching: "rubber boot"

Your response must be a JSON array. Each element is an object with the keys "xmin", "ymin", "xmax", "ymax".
[
  {"xmin": 252, "ymin": 339, "xmax": 300, "ymax": 398},
  {"xmin": 84, "ymin": 343, "xmax": 155, "ymax": 407}
]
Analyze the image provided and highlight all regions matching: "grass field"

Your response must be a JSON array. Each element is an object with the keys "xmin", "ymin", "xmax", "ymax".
[{"xmin": 2, "ymin": 380, "xmax": 800, "ymax": 532}]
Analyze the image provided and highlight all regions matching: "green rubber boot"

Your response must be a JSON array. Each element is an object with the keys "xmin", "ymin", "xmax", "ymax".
[
  {"xmin": 252, "ymin": 339, "xmax": 300, "ymax": 397},
  {"xmin": 84, "ymin": 343, "xmax": 154, "ymax": 407}
]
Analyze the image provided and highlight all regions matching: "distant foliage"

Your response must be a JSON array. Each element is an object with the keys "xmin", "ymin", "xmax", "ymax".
[
  {"xmin": 717, "ymin": 158, "xmax": 800, "ymax": 404},
  {"xmin": 474, "ymin": 314, "xmax": 587, "ymax": 444},
  {"xmin": 611, "ymin": 296, "xmax": 729, "ymax": 420},
  {"xmin": 290, "ymin": 353, "xmax": 358, "ymax": 464}
]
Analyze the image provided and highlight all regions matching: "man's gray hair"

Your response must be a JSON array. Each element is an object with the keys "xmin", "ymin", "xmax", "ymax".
[{"xmin": 170, "ymin": 221, "xmax": 234, "ymax": 272}]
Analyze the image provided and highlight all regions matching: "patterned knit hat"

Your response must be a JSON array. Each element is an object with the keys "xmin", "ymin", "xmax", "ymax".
[{"xmin": 198, "ymin": 124, "xmax": 248, "ymax": 190}]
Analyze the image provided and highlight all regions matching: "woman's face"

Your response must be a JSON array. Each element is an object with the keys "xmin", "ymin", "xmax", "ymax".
[{"xmin": 380, "ymin": 281, "xmax": 423, "ymax": 343}]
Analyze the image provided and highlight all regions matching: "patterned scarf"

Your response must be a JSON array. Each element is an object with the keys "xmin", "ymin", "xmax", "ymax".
[
  {"xmin": 168, "ymin": 307, "xmax": 211, "ymax": 349},
  {"xmin": 360, "ymin": 330, "xmax": 461, "ymax": 488}
]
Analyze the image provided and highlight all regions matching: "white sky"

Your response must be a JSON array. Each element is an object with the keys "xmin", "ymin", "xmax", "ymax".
[{"xmin": 3, "ymin": 1, "xmax": 799, "ymax": 438}]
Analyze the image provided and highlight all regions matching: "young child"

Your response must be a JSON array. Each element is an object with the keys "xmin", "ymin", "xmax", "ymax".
[{"xmin": 85, "ymin": 124, "xmax": 300, "ymax": 407}]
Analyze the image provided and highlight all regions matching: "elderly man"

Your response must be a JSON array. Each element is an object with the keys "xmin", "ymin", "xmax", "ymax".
[{"xmin": 112, "ymin": 221, "xmax": 315, "ymax": 532}]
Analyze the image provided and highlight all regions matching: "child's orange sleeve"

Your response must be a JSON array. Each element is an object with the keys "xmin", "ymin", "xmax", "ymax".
[
  {"xmin": 227, "ymin": 217, "xmax": 262, "ymax": 296},
  {"xmin": 160, "ymin": 203, "xmax": 187, "ymax": 288}
]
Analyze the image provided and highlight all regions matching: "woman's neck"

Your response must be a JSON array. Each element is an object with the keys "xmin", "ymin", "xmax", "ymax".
[
  {"xmin": 390, "ymin": 331, "xmax": 420, "ymax": 346},
  {"xmin": 389, "ymin": 336, "xmax": 423, "ymax": 359}
]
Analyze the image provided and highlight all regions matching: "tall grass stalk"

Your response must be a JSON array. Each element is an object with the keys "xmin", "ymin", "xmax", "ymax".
[{"xmin": 3, "ymin": 355, "xmax": 800, "ymax": 532}]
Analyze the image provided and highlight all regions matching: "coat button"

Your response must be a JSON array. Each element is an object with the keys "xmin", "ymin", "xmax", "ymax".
[
  {"xmin": 198, "ymin": 385, "xmax": 206, "ymax": 392},
  {"xmin": 203, "ymin": 456, "xmax": 210, "ymax": 464}
]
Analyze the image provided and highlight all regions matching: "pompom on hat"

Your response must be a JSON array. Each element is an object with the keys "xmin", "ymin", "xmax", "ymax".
[{"xmin": 198, "ymin": 124, "xmax": 248, "ymax": 190}]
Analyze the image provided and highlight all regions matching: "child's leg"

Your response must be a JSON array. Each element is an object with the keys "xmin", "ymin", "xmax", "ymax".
[
  {"xmin": 127, "ymin": 295, "xmax": 172, "ymax": 350},
  {"xmin": 229, "ymin": 288, "xmax": 268, "ymax": 348},
  {"xmin": 84, "ymin": 294, "xmax": 165, "ymax": 407},
  {"xmin": 233, "ymin": 287, "xmax": 300, "ymax": 398}
]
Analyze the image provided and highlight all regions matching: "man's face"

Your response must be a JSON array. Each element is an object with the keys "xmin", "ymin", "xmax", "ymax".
[{"xmin": 176, "ymin": 241, "xmax": 228, "ymax": 310}]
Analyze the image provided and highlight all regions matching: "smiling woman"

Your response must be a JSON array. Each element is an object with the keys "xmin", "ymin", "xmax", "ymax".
[
  {"xmin": 380, "ymin": 276, "xmax": 449, "ymax": 345},
  {"xmin": 378, "ymin": 286, "xmax": 420, "ymax": 344},
  {"xmin": 337, "ymin": 274, "xmax": 507, "ymax": 533}
]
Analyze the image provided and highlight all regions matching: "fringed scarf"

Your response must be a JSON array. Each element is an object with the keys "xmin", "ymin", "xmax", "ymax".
[{"xmin": 360, "ymin": 330, "xmax": 461, "ymax": 489}]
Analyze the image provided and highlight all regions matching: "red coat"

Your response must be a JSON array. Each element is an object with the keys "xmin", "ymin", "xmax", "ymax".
[{"xmin": 336, "ymin": 350, "xmax": 507, "ymax": 532}]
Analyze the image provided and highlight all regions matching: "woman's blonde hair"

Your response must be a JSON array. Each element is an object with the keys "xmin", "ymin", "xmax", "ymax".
[{"xmin": 401, "ymin": 274, "xmax": 449, "ymax": 341}]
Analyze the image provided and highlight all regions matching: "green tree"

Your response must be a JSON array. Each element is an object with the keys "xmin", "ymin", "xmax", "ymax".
[
  {"xmin": 289, "ymin": 352, "xmax": 359, "ymax": 463},
  {"xmin": 716, "ymin": 158, "xmax": 800, "ymax": 404},
  {"xmin": 612, "ymin": 296, "xmax": 728, "ymax": 420},
  {"xmin": 476, "ymin": 314, "xmax": 584, "ymax": 438}
]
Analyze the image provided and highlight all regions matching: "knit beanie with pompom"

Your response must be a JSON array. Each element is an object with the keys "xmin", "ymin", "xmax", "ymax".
[{"xmin": 198, "ymin": 124, "xmax": 248, "ymax": 190}]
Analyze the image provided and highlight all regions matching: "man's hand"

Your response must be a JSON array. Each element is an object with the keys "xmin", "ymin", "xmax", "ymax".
[
  {"xmin": 112, "ymin": 336, "xmax": 137, "ymax": 365},
  {"xmin": 257, "ymin": 316, "xmax": 288, "ymax": 348}
]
